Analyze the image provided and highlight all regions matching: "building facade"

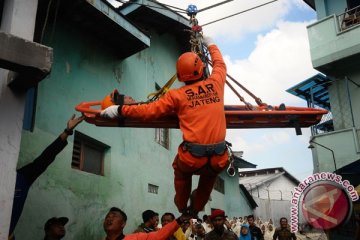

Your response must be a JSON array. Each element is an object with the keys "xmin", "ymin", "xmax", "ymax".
[
  {"xmin": 303, "ymin": 0, "xmax": 360, "ymax": 173},
  {"xmin": 240, "ymin": 167, "xmax": 300, "ymax": 225},
  {"xmin": 0, "ymin": 0, "xmax": 254, "ymax": 238},
  {"xmin": 289, "ymin": 1, "xmax": 360, "ymax": 238}
]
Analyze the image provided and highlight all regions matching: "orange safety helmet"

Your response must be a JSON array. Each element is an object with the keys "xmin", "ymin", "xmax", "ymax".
[
  {"xmin": 101, "ymin": 89, "xmax": 119, "ymax": 109},
  {"xmin": 176, "ymin": 52, "xmax": 204, "ymax": 82}
]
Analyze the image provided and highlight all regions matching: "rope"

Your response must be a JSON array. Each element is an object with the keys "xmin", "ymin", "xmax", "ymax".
[
  {"xmin": 146, "ymin": 74, "xmax": 177, "ymax": 102},
  {"xmin": 187, "ymin": 9, "xmax": 258, "ymax": 107},
  {"xmin": 225, "ymin": 81, "xmax": 253, "ymax": 110},
  {"xmin": 207, "ymin": 60, "xmax": 266, "ymax": 107}
]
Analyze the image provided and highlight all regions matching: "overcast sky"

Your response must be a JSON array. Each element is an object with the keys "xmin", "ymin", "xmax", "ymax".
[{"xmin": 109, "ymin": 0, "xmax": 319, "ymax": 180}]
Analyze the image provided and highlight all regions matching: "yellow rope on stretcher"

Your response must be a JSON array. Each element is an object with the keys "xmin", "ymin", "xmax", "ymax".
[{"xmin": 147, "ymin": 74, "xmax": 177, "ymax": 101}]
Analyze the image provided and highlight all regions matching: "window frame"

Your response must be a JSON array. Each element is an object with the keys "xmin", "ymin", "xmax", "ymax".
[
  {"xmin": 148, "ymin": 183, "xmax": 159, "ymax": 194},
  {"xmin": 155, "ymin": 128, "xmax": 170, "ymax": 149},
  {"xmin": 72, "ymin": 131, "xmax": 109, "ymax": 176}
]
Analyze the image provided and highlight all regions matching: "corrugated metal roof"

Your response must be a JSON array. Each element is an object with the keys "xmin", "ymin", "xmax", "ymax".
[
  {"xmin": 286, "ymin": 73, "xmax": 332, "ymax": 110},
  {"xmin": 239, "ymin": 167, "xmax": 300, "ymax": 189},
  {"xmin": 240, "ymin": 172, "xmax": 284, "ymax": 190}
]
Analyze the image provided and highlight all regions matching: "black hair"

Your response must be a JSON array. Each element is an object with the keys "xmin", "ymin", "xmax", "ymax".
[
  {"xmin": 110, "ymin": 207, "xmax": 127, "ymax": 222},
  {"xmin": 280, "ymin": 217, "xmax": 288, "ymax": 223},
  {"xmin": 247, "ymin": 215, "xmax": 254, "ymax": 220},
  {"xmin": 142, "ymin": 210, "xmax": 159, "ymax": 223},
  {"xmin": 161, "ymin": 212, "xmax": 175, "ymax": 221}
]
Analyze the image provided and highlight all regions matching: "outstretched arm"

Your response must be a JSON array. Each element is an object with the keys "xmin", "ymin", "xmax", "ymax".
[
  {"xmin": 18, "ymin": 114, "xmax": 84, "ymax": 183},
  {"xmin": 10, "ymin": 114, "xmax": 84, "ymax": 236},
  {"xmin": 101, "ymin": 91, "xmax": 176, "ymax": 120}
]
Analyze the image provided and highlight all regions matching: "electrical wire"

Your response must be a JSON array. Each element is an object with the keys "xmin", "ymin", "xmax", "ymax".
[
  {"xmin": 113, "ymin": 0, "xmax": 186, "ymax": 13},
  {"xmin": 49, "ymin": 0, "xmax": 61, "ymax": 43},
  {"xmin": 40, "ymin": 0, "xmax": 54, "ymax": 43},
  {"xmin": 198, "ymin": 0, "xmax": 235, "ymax": 13},
  {"xmin": 202, "ymin": 0, "xmax": 278, "ymax": 27}
]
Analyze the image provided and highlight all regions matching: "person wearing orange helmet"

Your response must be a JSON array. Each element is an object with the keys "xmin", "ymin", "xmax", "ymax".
[{"xmin": 101, "ymin": 36, "xmax": 228, "ymax": 217}]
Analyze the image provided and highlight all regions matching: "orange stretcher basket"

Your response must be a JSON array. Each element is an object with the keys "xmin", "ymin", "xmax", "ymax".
[{"xmin": 75, "ymin": 100, "xmax": 328, "ymax": 135}]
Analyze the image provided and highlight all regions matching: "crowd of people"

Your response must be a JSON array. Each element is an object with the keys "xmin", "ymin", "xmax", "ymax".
[
  {"xmin": 41, "ymin": 210, "xmax": 323, "ymax": 240},
  {"xmin": 5, "ymin": 114, "xmax": 324, "ymax": 240}
]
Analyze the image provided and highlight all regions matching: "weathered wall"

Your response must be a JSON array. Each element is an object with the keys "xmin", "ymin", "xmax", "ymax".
[
  {"xmin": 252, "ymin": 197, "xmax": 292, "ymax": 227},
  {"xmin": 329, "ymin": 72, "xmax": 360, "ymax": 131},
  {"xmin": 13, "ymin": 16, "xmax": 251, "ymax": 238},
  {"xmin": 203, "ymin": 171, "xmax": 253, "ymax": 218},
  {"xmin": 14, "ymin": 17, "xmax": 183, "ymax": 239},
  {"xmin": 0, "ymin": 0, "xmax": 38, "ymax": 238}
]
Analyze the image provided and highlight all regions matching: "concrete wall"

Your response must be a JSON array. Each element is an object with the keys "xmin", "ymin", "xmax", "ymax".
[
  {"xmin": 312, "ymin": 58, "xmax": 360, "ymax": 173},
  {"xmin": 203, "ymin": 171, "xmax": 253, "ymax": 218},
  {"xmin": 13, "ymin": 16, "xmax": 183, "ymax": 238},
  {"xmin": 252, "ymin": 197, "xmax": 292, "ymax": 227},
  {"xmin": 308, "ymin": 0, "xmax": 360, "ymax": 174},
  {"xmin": 0, "ymin": 0, "xmax": 38, "ymax": 238},
  {"xmin": 13, "ymin": 16, "xmax": 251, "ymax": 238},
  {"xmin": 329, "ymin": 72, "xmax": 360, "ymax": 131},
  {"xmin": 243, "ymin": 175, "xmax": 298, "ymax": 226}
]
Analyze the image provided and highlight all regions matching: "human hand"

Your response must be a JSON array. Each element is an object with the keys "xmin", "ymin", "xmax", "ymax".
[
  {"xmin": 177, "ymin": 212, "xmax": 192, "ymax": 226},
  {"xmin": 224, "ymin": 220, "xmax": 231, "ymax": 230},
  {"xmin": 100, "ymin": 105, "xmax": 120, "ymax": 118},
  {"xmin": 202, "ymin": 36, "xmax": 215, "ymax": 47},
  {"xmin": 67, "ymin": 114, "xmax": 85, "ymax": 130}
]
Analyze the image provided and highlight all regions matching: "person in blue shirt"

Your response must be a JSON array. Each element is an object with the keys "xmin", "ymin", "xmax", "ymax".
[{"xmin": 239, "ymin": 224, "xmax": 251, "ymax": 240}]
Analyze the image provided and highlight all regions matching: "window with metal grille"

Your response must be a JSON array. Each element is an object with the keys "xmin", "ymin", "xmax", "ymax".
[
  {"xmin": 155, "ymin": 128, "xmax": 169, "ymax": 149},
  {"xmin": 72, "ymin": 131, "xmax": 109, "ymax": 176},
  {"xmin": 148, "ymin": 184, "xmax": 159, "ymax": 194},
  {"xmin": 213, "ymin": 176, "xmax": 225, "ymax": 194}
]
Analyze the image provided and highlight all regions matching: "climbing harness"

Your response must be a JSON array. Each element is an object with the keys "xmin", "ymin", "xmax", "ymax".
[{"xmin": 182, "ymin": 141, "xmax": 227, "ymax": 157}]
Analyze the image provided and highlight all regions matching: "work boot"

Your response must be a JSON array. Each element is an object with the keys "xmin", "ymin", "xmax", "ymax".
[
  {"xmin": 278, "ymin": 103, "xmax": 286, "ymax": 110},
  {"xmin": 175, "ymin": 195, "xmax": 192, "ymax": 215},
  {"xmin": 189, "ymin": 189, "xmax": 199, "ymax": 219}
]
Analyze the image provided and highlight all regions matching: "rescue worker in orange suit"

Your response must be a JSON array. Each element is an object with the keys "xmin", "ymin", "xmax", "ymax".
[{"xmin": 101, "ymin": 36, "xmax": 229, "ymax": 216}]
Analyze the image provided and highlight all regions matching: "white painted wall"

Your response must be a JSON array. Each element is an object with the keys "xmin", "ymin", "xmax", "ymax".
[{"xmin": 0, "ymin": 0, "xmax": 38, "ymax": 238}]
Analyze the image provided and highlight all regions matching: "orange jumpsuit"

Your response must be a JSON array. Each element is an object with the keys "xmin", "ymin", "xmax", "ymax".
[{"xmin": 121, "ymin": 45, "xmax": 228, "ymax": 213}]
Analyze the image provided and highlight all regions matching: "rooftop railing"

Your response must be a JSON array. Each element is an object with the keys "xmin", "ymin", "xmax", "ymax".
[{"xmin": 338, "ymin": 5, "xmax": 360, "ymax": 31}]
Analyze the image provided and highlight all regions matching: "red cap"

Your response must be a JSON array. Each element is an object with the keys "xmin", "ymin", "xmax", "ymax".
[{"xmin": 210, "ymin": 209, "xmax": 226, "ymax": 220}]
